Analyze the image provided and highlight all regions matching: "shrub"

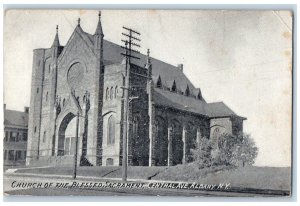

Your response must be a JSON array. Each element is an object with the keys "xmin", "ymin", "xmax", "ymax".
[
  {"xmin": 191, "ymin": 137, "xmax": 213, "ymax": 169},
  {"xmin": 192, "ymin": 133, "xmax": 258, "ymax": 168},
  {"xmin": 230, "ymin": 134, "xmax": 258, "ymax": 167}
]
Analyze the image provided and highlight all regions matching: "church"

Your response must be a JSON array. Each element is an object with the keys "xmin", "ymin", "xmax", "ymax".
[{"xmin": 26, "ymin": 12, "xmax": 246, "ymax": 167}]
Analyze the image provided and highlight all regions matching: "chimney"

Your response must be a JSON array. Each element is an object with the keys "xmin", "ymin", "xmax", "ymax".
[
  {"xmin": 177, "ymin": 64, "xmax": 183, "ymax": 72},
  {"xmin": 24, "ymin": 107, "xmax": 29, "ymax": 113}
]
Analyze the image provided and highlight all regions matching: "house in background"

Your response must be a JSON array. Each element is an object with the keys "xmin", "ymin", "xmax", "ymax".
[{"xmin": 3, "ymin": 104, "xmax": 29, "ymax": 166}]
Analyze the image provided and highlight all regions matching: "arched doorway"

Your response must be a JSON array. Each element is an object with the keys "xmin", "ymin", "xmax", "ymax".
[{"xmin": 57, "ymin": 113, "xmax": 76, "ymax": 156}]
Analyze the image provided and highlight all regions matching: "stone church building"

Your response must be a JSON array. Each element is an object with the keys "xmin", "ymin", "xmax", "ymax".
[{"xmin": 26, "ymin": 13, "xmax": 246, "ymax": 167}]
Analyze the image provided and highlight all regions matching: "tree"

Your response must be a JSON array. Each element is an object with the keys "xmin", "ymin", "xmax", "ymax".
[
  {"xmin": 191, "ymin": 137, "xmax": 213, "ymax": 169},
  {"xmin": 230, "ymin": 134, "xmax": 258, "ymax": 167},
  {"xmin": 191, "ymin": 133, "xmax": 258, "ymax": 168}
]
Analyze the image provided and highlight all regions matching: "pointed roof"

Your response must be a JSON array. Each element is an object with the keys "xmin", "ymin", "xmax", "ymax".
[
  {"xmin": 184, "ymin": 84, "xmax": 190, "ymax": 96},
  {"xmin": 194, "ymin": 88, "xmax": 204, "ymax": 100},
  {"xmin": 94, "ymin": 11, "xmax": 104, "ymax": 36},
  {"xmin": 52, "ymin": 25, "xmax": 60, "ymax": 47}
]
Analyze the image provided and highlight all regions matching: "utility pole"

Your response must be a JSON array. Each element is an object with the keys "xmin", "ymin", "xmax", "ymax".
[
  {"xmin": 146, "ymin": 49, "xmax": 153, "ymax": 167},
  {"xmin": 70, "ymin": 89, "xmax": 83, "ymax": 179},
  {"xmin": 73, "ymin": 111, "xmax": 80, "ymax": 179},
  {"xmin": 121, "ymin": 26, "xmax": 141, "ymax": 181}
]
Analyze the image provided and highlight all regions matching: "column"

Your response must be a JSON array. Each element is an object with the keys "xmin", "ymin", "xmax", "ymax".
[
  {"xmin": 196, "ymin": 127, "xmax": 201, "ymax": 148},
  {"xmin": 167, "ymin": 125, "xmax": 173, "ymax": 166},
  {"xmin": 148, "ymin": 120, "xmax": 153, "ymax": 167},
  {"xmin": 182, "ymin": 125, "xmax": 186, "ymax": 164},
  {"xmin": 149, "ymin": 120, "xmax": 157, "ymax": 166}
]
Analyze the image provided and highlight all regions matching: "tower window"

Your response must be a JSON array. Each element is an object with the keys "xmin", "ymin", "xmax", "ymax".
[
  {"xmin": 37, "ymin": 88, "xmax": 39, "ymax": 93},
  {"xmin": 107, "ymin": 115, "xmax": 115, "ymax": 144},
  {"xmin": 43, "ymin": 131, "xmax": 46, "ymax": 143},
  {"xmin": 106, "ymin": 88, "xmax": 109, "ymax": 100},
  {"xmin": 34, "ymin": 126, "xmax": 37, "ymax": 133},
  {"xmin": 46, "ymin": 92, "xmax": 48, "ymax": 102},
  {"xmin": 110, "ymin": 87, "xmax": 114, "ymax": 99},
  {"xmin": 115, "ymin": 86, "xmax": 118, "ymax": 98}
]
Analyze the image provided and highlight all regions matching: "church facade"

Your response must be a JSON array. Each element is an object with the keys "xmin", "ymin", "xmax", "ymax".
[{"xmin": 26, "ymin": 13, "xmax": 246, "ymax": 167}]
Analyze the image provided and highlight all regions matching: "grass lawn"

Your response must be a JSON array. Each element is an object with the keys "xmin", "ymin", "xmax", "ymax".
[
  {"xmin": 11, "ymin": 164, "xmax": 291, "ymax": 191},
  {"xmin": 152, "ymin": 164, "xmax": 291, "ymax": 191}
]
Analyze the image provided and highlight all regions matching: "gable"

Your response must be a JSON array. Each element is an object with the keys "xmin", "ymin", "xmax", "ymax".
[{"xmin": 57, "ymin": 26, "xmax": 96, "ymax": 67}]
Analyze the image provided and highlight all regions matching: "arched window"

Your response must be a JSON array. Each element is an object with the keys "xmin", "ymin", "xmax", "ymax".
[
  {"xmin": 106, "ymin": 88, "xmax": 109, "ymax": 100},
  {"xmin": 107, "ymin": 115, "xmax": 115, "ymax": 144},
  {"xmin": 46, "ymin": 92, "xmax": 48, "ymax": 102},
  {"xmin": 115, "ymin": 86, "xmax": 118, "ymax": 98},
  {"xmin": 212, "ymin": 127, "xmax": 221, "ymax": 149},
  {"xmin": 43, "ymin": 131, "xmax": 46, "ymax": 143},
  {"xmin": 63, "ymin": 98, "xmax": 65, "ymax": 107},
  {"xmin": 110, "ymin": 87, "xmax": 114, "ymax": 99}
]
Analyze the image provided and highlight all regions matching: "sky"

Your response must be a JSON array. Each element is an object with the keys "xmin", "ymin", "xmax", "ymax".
[{"xmin": 4, "ymin": 10, "xmax": 292, "ymax": 167}]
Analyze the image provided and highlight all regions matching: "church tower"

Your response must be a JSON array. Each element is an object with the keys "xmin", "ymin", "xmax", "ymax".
[
  {"xmin": 49, "ymin": 25, "xmax": 61, "ymax": 156},
  {"xmin": 92, "ymin": 11, "xmax": 105, "ymax": 165},
  {"xmin": 26, "ymin": 25, "xmax": 63, "ymax": 165}
]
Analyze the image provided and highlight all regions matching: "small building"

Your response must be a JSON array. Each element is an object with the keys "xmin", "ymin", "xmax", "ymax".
[{"xmin": 3, "ymin": 105, "xmax": 29, "ymax": 166}]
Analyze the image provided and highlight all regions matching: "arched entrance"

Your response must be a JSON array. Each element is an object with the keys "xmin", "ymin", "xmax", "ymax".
[{"xmin": 57, "ymin": 112, "xmax": 77, "ymax": 156}]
